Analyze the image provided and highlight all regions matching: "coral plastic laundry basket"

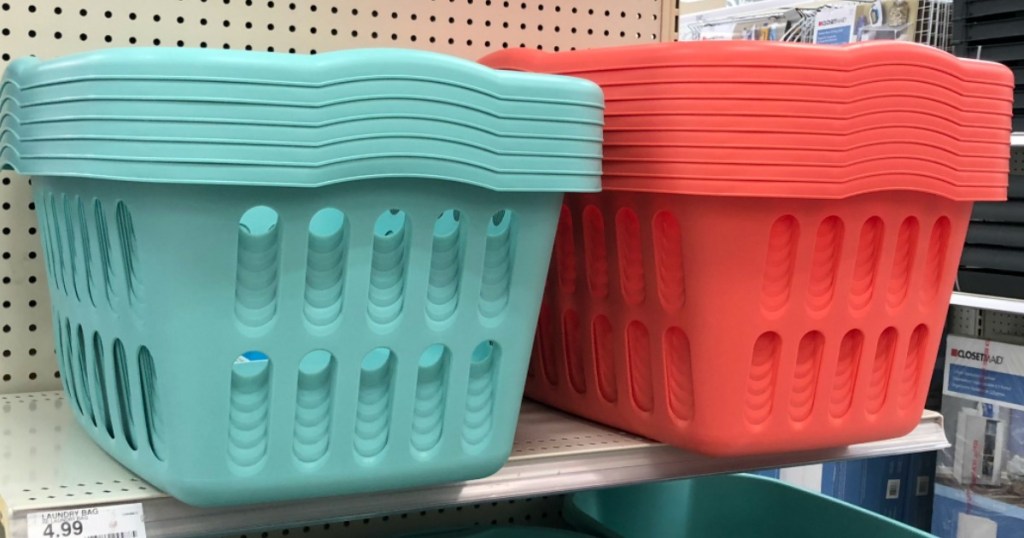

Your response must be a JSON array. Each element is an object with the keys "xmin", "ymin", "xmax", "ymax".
[
  {"xmin": 0, "ymin": 48, "xmax": 603, "ymax": 505},
  {"xmin": 481, "ymin": 41, "xmax": 1014, "ymax": 456}
]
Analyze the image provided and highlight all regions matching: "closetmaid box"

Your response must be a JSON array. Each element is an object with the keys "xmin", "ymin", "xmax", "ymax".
[{"xmin": 934, "ymin": 335, "xmax": 1024, "ymax": 538}]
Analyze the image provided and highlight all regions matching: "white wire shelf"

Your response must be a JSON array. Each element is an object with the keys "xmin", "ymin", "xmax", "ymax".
[
  {"xmin": 0, "ymin": 391, "xmax": 948, "ymax": 538},
  {"xmin": 950, "ymin": 291, "xmax": 1024, "ymax": 315}
]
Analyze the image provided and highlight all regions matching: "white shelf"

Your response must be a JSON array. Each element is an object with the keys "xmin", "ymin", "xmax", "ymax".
[
  {"xmin": 1013, "ymin": 132, "xmax": 1024, "ymax": 146},
  {"xmin": 0, "ymin": 392, "xmax": 948, "ymax": 538},
  {"xmin": 950, "ymin": 291, "xmax": 1024, "ymax": 314}
]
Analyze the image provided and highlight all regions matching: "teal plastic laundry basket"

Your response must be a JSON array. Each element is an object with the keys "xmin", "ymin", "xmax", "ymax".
[
  {"xmin": 0, "ymin": 48, "xmax": 603, "ymax": 506},
  {"xmin": 564, "ymin": 474, "xmax": 932, "ymax": 538}
]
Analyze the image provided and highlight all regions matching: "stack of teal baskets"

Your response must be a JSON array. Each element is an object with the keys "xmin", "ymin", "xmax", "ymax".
[{"xmin": 0, "ymin": 48, "xmax": 603, "ymax": 506}]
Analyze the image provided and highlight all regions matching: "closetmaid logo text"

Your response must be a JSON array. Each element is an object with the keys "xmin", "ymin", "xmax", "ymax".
[
  {"xmin": 817, "ymin": 18, "xmax": 845, "ymax": 26},
  {"xmin": 951, "ymin": 348, "xmax": 1005, "ymax": 365}
]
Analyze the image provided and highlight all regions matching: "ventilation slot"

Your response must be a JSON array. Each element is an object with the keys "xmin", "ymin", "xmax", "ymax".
[
  {"xmin": 304, "ymin": 208, "xmax": 347, "ymax": 328},
  {"xmin": 368, "ymin": 210, "xmax": 409, "ymax": 330},
  {"xmin": 228, "ymin": 352, "xmax": 272, "ymax": 470},
  {"xmin": 94, "ymin": 199, "xmax": 116, "ymax": 304},
  {"xmin": 62, "ymin": 195, "xmax": 82, "ymax": 302},
  {"xmin": 887, "ymin": 217, "xmax": 919, "ymax": 309},
  {"xmin": 921, "ymin": 217, "xmax": 951, "ymax": 304},
  {"xmin": 616, "ymin": 208, "xmax": 645, "ymax": 305},
  {"xmin": 868, "ymin": 328, "xmax": 898, "ymax": 414},
  {"xmin": 91, "ymin": 333, "xmax": 114, "ymax": 438},
  {"xmin": 807, "ymin": 217, "xmax": 843, "ymax": 313},
  {"xmin": 479, "ymin": 210, "xmax": 517, "ymax": 320},
  {"xmin": 115, "ymin": 201, "xmax": 141, "ymax": 304},
  {"xmin": 900, "ymin": 325, "xmax": 929, "ymax": 409},
  {"xmin": 746, "ymin": 332, "xmax": 781, "ymax": 425},
  {"xmin": 761, "ymin": 216, "xmax": 799, "ymax": 313},
  {"xmin": 294, "ymin": 350, "xmax": 335, "ymax": 465},
  {"xmin": 74, "ymin": 325, "xmax": 95, "ymax": 426},
  {"xmin": 355, "ymin": 348, "xmax": 395, "ymax": 459},
  {"xmin": 235, "ymin": 206, "xmax": 281, "ymax": 328},
  {"xmin": 582, "ymin": 205, "xmax": 609, "ymax": 298},
  {"xmin": 46, "ymin": 193, "xmax": 69, "ymax": 294},
  {"xmin": 36, "ymin": 194, "xmax": 59, "ymax": 294},
  {"xmin": 850, "ymin": 217, "xmax": 883, "ymax": 311},
  {"xmin": 527, "ymin": 341, "xmax": 540, "ymax": 381},
  {"xmin": 790, "ymin": 332, "xmax": 824, "ymax": 422},
  {"xmin": 653, "ymin": 211, "xmax": 685, "ymax": 312},
  {"xmin": 537, "ymin": 302, "xmax": 559, "ymax": 386},
  {"xmin": 830, "ymin": 330, "xmax": 863, "ymax": 419},
  {"xmin": 76, "ymin": 197, "xmax": 96, "ymax": 305},
  {"xmin": 55, "ymin": 319, "xmax": 78, "ymax": 409},
  {"xmin": 426, "ymin": 210, "xmax": 463, "ymax": 326},
  {"xmin": 665, "ymin": 327, "xmax": 694, "ymax": 422},
  {"xmin": 592, "ymin": 315, "xmax": 617, "ymax": 403},
  {"xmin": 562, "ymin": 309, "xmax": 585, "ymax": 393},
  {"xmin": 113, "ymin": 339, "xmax": 137, "ymax": 451},
  {"xmin": 412, "ymin": 345, "xmax": 450, "ymax": 454},
  {"xmin": 554, "ymin": 205, "xmax": 577, "ymax": 294},
  {"xmin": 464, "ymin": 341, "xmax": 499, "ymax": 451},
  {"xmin": 139, "ymin": 347, "xmax": 163, "ymax": 461},
  {"xmin": 626, "ymin": 321, "xmax": 653, "ymax": 413}
]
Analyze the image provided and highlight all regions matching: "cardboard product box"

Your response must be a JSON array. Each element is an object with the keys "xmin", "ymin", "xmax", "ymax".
[
  {"xmin": 906, "ymin": 451, "xmax": 937, "ymax": 532},
  {"xmin": 813, "ymin": 0, "xmax": 920, "ymax": 44},
  {"xmin": 751, "ymin": 468, "xmax": 782, "ymax": 479},
  {"xmin": 697, "ymin": 14, "xmax": 791, "ymax": 41},
  {"xmin": 933, "ymin": 335, "xmax": 1024, "ymax": 537},
  {"xmin": 822, "ymin": 456, "xmax": 909, "ymax": 521},
  {"xmin": 765, "ymin": 456, "xmax": 919, "ymax": 526},
  {"xmin": 934, "ymin": 485, "xmax": 1024, "ymax": 538}
]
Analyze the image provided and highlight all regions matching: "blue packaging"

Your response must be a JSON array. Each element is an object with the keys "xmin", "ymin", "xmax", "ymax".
[
  {"xmin": 822, "ymin": 456, "xmax": 908, "ymax": 521},
  {"xmin": 904, "ymin": 451, "xmax": 936, "ymax": 532}
]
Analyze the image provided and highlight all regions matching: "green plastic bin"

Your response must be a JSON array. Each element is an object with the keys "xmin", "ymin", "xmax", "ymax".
[{"xmin": 564, "ymin": 474, "xmax": 932, "ymax": 538}]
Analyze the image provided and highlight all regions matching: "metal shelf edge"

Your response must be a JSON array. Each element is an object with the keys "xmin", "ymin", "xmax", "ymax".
[
  {"xmin": 1, "ymin": 395, "xmax": 948, "ymax": 538},
  {"xmin": 950, "ymin": 291, "xmax": 1024, "ymax": 314}
]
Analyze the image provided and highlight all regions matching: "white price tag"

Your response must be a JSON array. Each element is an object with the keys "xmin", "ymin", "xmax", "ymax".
[{"xmin": 27, "ymin": 503, "xmax": 146, "ymax": 538}]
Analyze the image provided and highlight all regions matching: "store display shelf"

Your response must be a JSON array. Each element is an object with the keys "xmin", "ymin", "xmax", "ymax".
[
  {"xmin": 1013, "ymin": 132, "xmax": 1024, "ymax": 146},
  {"xmin": 0, "ymin": 392, "xmax": 948, "ymax": 538},
  {"xmin": 950, "ymin": 291, "xmax": 1024, "ymax": 314}
]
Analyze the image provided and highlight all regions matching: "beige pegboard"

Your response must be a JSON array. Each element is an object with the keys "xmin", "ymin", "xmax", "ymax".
[
  {"xmin": 0, "ymin": 0, "xmax": 674, "ymax": 395},
  {"xmin": 0, "ymin": 0, "xmax": 667, "ymax": 58}
]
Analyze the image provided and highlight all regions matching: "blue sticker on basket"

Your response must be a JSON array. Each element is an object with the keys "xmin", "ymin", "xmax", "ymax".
[{"xmin": 236, "ymin": 351, "xmax": 270, "ymax": 364}]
